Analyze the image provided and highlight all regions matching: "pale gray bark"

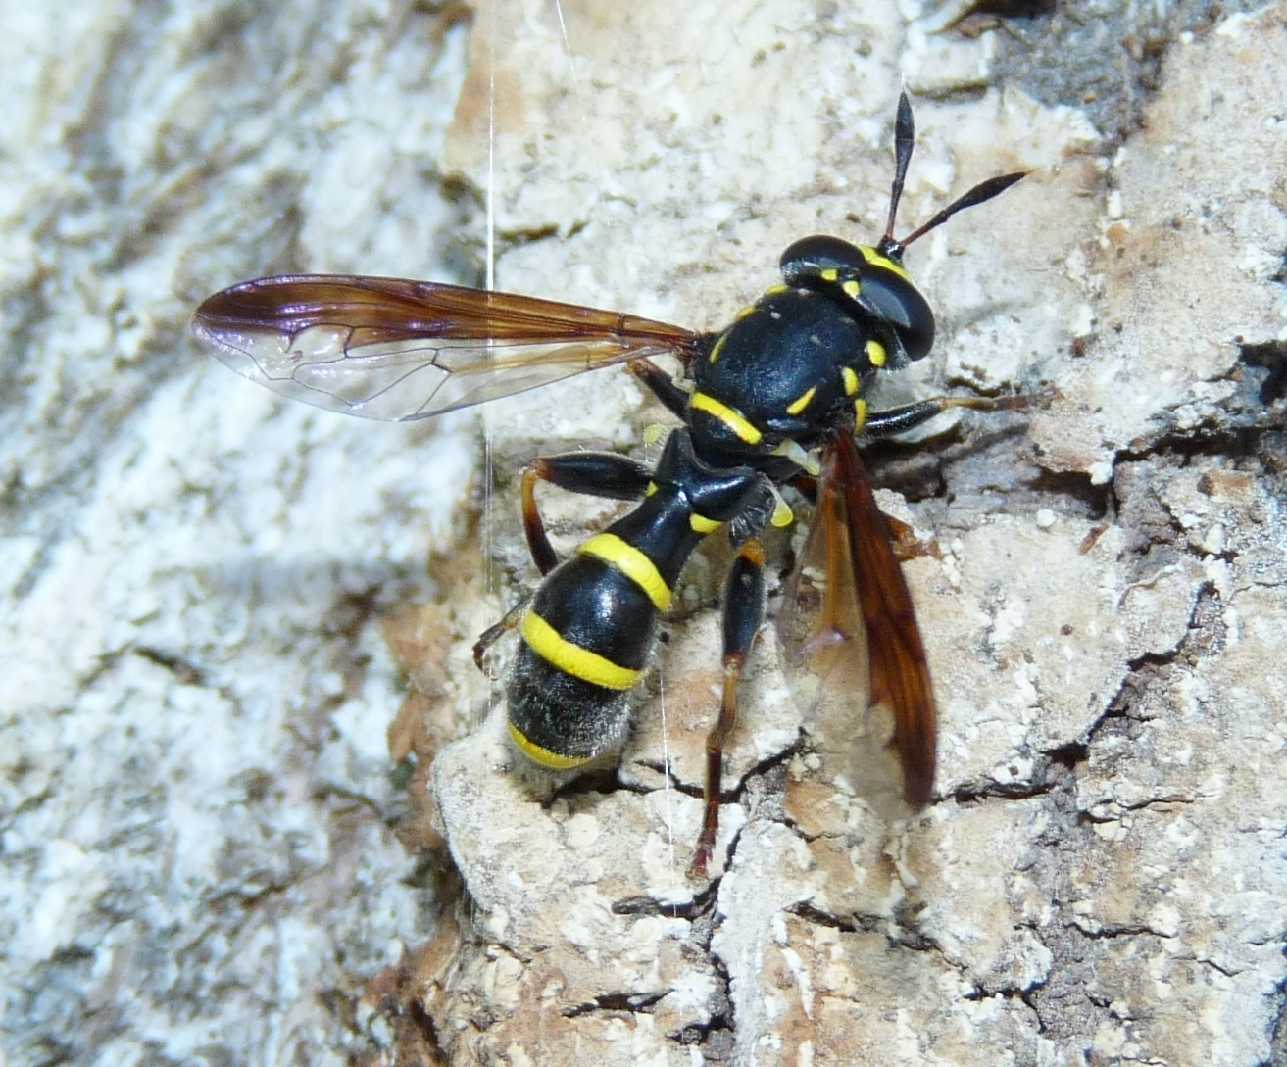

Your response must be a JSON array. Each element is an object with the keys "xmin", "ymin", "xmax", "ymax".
[{"xmin": 3, "ymin": 2, "xmax": 1283, "ymax": 1066}]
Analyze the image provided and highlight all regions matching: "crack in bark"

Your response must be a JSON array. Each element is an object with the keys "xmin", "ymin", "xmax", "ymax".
[
  {"xmin": 1069, "ymin": 921, "xmax": 1177, "ymax": 941},
  {"xmin": 561, "ymin": 990, "xmax": 667, "ymax": 1018},
  {"xmin": 131, "ymin": 646, "xmax": 210, "ymax": 686}
]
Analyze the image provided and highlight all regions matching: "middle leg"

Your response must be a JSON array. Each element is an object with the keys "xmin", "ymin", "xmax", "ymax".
[{"xmin": 690, "ymin": 537, "xmax": 768, "ymax": 878}]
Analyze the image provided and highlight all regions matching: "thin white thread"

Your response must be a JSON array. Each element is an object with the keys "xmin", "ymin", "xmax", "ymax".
[
  {"xmin": 657, "ymin": 668, "xmax": 677, "ymax": 885},
  {"xmin": 552, "ymin": 0, "xmax": 578, "ymax": 88}
]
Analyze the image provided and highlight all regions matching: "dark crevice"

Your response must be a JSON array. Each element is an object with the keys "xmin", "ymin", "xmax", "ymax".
[
  {"xmin": 1028, "ymin": 465, "xmax": 1113, "ymax": 519},
  {"xmin": 963, "ymin": 973, "xmax": 1050, "ymax": 1023},
  {"xmin": 634, "ymin": 729, "xmax": 801, "ymax": 807},
  {"xmin": 1072, "ymin": 922, "xmax": 1175, "ymax": 942},
  {"xmin": 545, "ymin": 766, "xmax": 624, "ymax": 805},
  {"xmin": 132, "ymin": 646, "xmax": 209, "ymax": 687},
  {"xmin": 1260, "ymin": 975, "xmax": 1287, "ymax": 1067},
  {"xmin": 945, "ymin": 0, "xmax": 1055, "ymax": 24},
  {"xmin": 951, "ymin": 735, "xmax": 1090, "ymax": 806},
  {"xmin": 1271, "ymin": 250, "xmax": 1287, "ymax": 286},
  {"xmin": 675, "ymin": 949, "xmax": 734, "ymax": 1054},
  {"xmin": 1085, "ymin": 580, "xmax": 1219, "ymax": 741},
  {"xmin": 1121, "ymin": 421, "xmax": 1279, "ymax": 468},
  {"xmin": 1179, "ymin": 955, "xmax": 1243, "ymax": 979},
  {"xmin": 951, "ymin": 777, "xmax": 1059, "ymax": 805},
  {"xmin": 1239, "ymin": 339, "xmax": 1287, "ymax": 404},
  {"xmin": 562, "ymin": 990, "xmax": 667, "ymax": 1018},
  {"xmin": 407, "ymin": 997, "xmax": 448, "ymax": 1064},
  {"xmin": 787, "ymin": 901, "xmax": 885, "ymax": 936},
  {"xmin": 612, "ymin": 879, "xmax": 718, "ymax": 921},
  {"xmin": 1047, "ymin": 741, "xmax": 1088, "ymax": 771},
  {"xmin": 787, "ymin": 900, "xmax": 948, "ymax": 963}
]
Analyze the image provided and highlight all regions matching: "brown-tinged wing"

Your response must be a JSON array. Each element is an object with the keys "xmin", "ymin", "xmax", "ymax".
[
  {"xmin": 192, "ymin": 274, "xmax": 701, "ymax": 421},
  {"xmin": 779, "ymin": 431, "xmax": 936, "ymax": 807}
]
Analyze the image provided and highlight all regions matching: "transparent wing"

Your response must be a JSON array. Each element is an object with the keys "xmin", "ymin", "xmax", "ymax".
[
  {"xmin": 191, "ymin": 274, "xmax": 702, "ymax": 421},
  {"xmin": 779, "ymin": 432, "xmax": 936, "ymax": 807}
]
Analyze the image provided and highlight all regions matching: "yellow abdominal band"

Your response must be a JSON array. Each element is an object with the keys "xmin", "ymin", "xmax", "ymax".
[
  {"xmin": 577, "ymin": 533, "xmax": 671, "ymax": 612},
  {"xmin": 519, "ymin": 611, "xmax": 641, "ymax": 691},
  {"xmin": 507, "ymin": 721, "xmax": 591, "ymax": 769}
]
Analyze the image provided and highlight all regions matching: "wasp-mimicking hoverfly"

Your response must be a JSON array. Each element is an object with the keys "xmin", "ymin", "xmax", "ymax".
[{"xmin": 193, "ymin": 93, "xmax": 1030, "ymax": 877}]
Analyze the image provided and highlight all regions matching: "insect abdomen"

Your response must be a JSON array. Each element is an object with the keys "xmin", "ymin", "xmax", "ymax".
[{"xmin": 507, "ymin": 549, "xmax": 662, "ymax": 768}]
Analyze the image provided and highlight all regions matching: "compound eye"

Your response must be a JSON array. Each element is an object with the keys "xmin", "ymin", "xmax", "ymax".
[
  {"xmin": 857, "ymin": 269, "xmax": 935, "ymax": 361},
  {"xmin": 779, "ymin": 235, "xmax": 865, "ymax": 283}
]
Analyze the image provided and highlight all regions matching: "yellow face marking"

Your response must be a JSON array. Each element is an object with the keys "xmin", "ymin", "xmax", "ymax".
[
  {"xmin": 645, "ymin": 481, "xmax": 658, "ymax": 497},
  {"xmin": 770, "ymin": 499, "xmax": 794, "ymax": 527},
  {"xmin": 578, "ymin": 533, "xmax": 671, "ymax": 612},
  {"xmin": 735, "ymin": 305, "xmax": 757, "ymax": 320},
  {"xmin": 520, "ymin": 611, "xmax": 641, "ymax": 690},
  {"xmin": 508, "ymin": 721, "xmax": 592, "ymax": 769},
  {"xmin": 859, "ymin": 244, "xmax": 912, "ymax": 282},
  {"xmin": 690, "ymin": 513, "xmax": 721, "ymax": 534},
  {"xmin": 842, "ymin": 279, "xmax": 861, "ymax": 299},
  {"xmin": 764, "ymin": 283, "xmax": 789, "ymax": 296},
  {"xmin": 690, "ymin": 392, "xmax": 763, "ymax": 445},
  {"xmin": 785, "ymin": 386, "xmax": 816, "ymax": 416},
  {"xmin": 820, "ymin": 267, "xmax": 838, "ymax": 282},
  {"xmin": 865, "ymin": 339, "xmax": 887, "ymax": 367},
  {"xmin": 842, "ymin": 367, "xmax": 860, "ymax": 396},
  {"xmin": 709, "ymin": 331, "xmax": 729, "ymax": 364},
  {"xmin": 854, "ymin": 397, "xmax": 868, "ymax": 430}
]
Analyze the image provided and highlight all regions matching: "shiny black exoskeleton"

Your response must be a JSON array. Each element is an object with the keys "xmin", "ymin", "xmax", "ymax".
[{"xmin": 501, "ymin": 94, "xmax": 1027, "ymax": 874}]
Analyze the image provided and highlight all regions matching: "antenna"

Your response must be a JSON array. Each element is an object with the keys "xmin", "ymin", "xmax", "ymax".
[
  {"xmin": 882, "ymin": 91, "xmax": 916, "ymax": 247},
  {"xmin": 876, "ymin": 93, "xmax": 1028, "ymax": 261}
]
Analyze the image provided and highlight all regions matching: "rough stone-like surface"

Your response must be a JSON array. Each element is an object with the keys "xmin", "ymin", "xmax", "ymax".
[
  {"xmin": 4, "ymin": 1, "xmax": 1284, "ymax": 1066},
  {"xmin": 0, "ymin": 4, "xmax": 476, "ymax": 1065}
]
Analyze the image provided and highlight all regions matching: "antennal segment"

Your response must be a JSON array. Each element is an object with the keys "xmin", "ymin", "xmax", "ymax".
[
  {"xmin": 886, "ymin": 170, "xmax": 1028, "ymax": 261},
  {"xmin": 882, "ymin": 91, "xmax": 916, "ymax": 248}
]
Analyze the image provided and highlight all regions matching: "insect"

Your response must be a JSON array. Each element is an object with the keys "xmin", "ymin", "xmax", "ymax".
[{"xmin": 193, "ymin": 93, "xmax": 1029, "ymax": 877}]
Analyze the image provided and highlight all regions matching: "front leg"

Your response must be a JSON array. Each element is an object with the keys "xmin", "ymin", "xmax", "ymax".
[
  {"xmin": 861, "ymin": 391, "xmax": 1040, "ymax": 438},
  {"xmin": 690, "ymin": 537, "xmax": 768, "ymax": 878}
]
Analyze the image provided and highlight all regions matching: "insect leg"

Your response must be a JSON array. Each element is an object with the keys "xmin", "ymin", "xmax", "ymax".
[
  {"xmin": 862, "ymin": 393, "xmax": 1036, "ymax": 438},
  {"xmin": 472, "ymin": 593, "xmax": 531, "ymax": 672},
  {"xmin": 626, "ymin": 358, "xmax": 690, "ymax": 421},
  {"xmin": 521, "ymin": 453, "xmax": 653, "ymax": 574},
  {"xmin": 690, "ymin": 537, "xmax": 767, "ymax": 878}
]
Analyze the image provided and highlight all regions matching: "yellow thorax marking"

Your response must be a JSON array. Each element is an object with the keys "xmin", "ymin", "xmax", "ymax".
[
  {"xmin": 786, "ymin": 386, "xmax": 817, "ymax": 415},
  {"xmin": 764, "ymin": 283, "xmax": 789, "ymax": 296},
  {"xmin": 508, "ymin": 722, "xmax": 592, "ymax": 769},
  {"xmin": 865, "ymin": 339, "xmax": 887, "ymax": 367},
  {"xmin": 578, "ymin": 533, "xmax": 671, "ymax": 612},
  {"xmin": 709, "ymin": 331, "xmax": 729, "ymax": 364},
  {"xmin": 854, "ymin": 397, "xmax": 868, "ymax": 430},
  {"xmin": 820, "ymin": 267, "xmax": 838, "ymax": 282},
  {"xmin": 842, "ymin": 279, "xmax": 861, "ymax": 299},
  {"xmin": 520, "ymin": 611, "xmax": 641, "ymax": 690},
  {"xmin": 842, "ymin": 366, "xmax": 860, "ymax": 396},
  {"xmin": 859, "ymin": 244, "xmax": 912, "ymax": 282},
  {"xmin": 690, "ymin": 392, "xmax": 763, "ymax": 445},
  {"xmin": 690, "ymin": 512, "xmax": 721, "ymax": 534}
]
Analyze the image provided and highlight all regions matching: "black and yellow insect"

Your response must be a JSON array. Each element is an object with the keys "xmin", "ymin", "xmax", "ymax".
[{"xmin": 193, "ymin": 93, "xmax": 1029, "ymax": 876}]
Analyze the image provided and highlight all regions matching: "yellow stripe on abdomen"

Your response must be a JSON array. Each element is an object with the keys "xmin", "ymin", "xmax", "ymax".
[
  {"xmin": 520, "ymin": 611, "xmax": 641, "ymax": 691},
  {"xmin": 508, "ymin": 721, "xmax": 593, "ymax": 769},
  {"xmin": 577, "ymin": 533, "xmax": 671, "ymax": 612}
]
